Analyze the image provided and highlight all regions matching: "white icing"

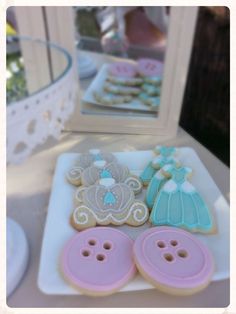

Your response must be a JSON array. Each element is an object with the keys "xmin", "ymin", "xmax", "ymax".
[
  {"xmin": 152, "ymin": 156, "xmax": 162, "ymax": 165},
  {"xmin": 163, "ymin": 179, "xmax": 177, "ymax": 192},
  {"xmin": 99, "ymin": 178, "xmax": 115, "ymax": 187},
  {"xmin": 154, "ymin": 169, "xmax": 165, "ymax": 179},
  {"xmin": 185, "ymin": 167, "xmax": 192, "ymax": 174},
  {"xmin": 162, "ymin": 164, "xmax": 173, "ymax": 172},
  {"xmin": 181, "ymin": 181, "xmax": 196, "ymax": 193},
  {"xmin": 89, "ymin": 149, "xmax": 100, "ymax": 155},
  {"xmin": 93, "ymin": 160, "xmax": 106, "ymax": 168}
]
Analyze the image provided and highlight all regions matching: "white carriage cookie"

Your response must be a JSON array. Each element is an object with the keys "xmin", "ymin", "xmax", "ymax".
[
  {"xmin": 66, "ymin": 149, "xmax": 116, "ymax": 186},
  {"xmin": 93, "ymin": 92, "xmax": 132, "ymax": 106},
  {"xmin": 107, "ymin": 75, "xmax": 143, "ymax": 86},
  {"xmin": 81, "ymin": 160, "xmax": 142, "ymax": 194},
  {"xmin": 71, "ymin": 178, "xmax": 149, "ymax": 230},
  {"xmin": 104, "ymin": 83, "xmax": 141, "ymax": 96}
]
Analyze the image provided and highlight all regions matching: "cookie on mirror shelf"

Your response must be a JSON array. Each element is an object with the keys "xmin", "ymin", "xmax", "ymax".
[
  {"xmin": 93, "ymin": 92, "xmax": 132, "ymax": 106},
  {"xmin": 133, "ymin": 226, "xmax": 214, "ymax": 295},
  {"xmin": 104, "ymin": 82, "xmax": 141, "ymax": 96},
  {"xmin": 71, "ymin": 178, "xmax": 149, "ymax": 230},
  {"xmin": 81, "ymin": 160, "xmax": 142, "ymax": 194},
  {"xmin": 60, "ymin": 227, "xmax": 136, "ymax": 296},
  {"xmin": 66, "ymin": 149, "xmax": 116, "ymax": 186},
  {"xmin": 144, "ymin": 76, "xmax": 162, "ymax": 86},
  {"xmin": 137, "ymin": 58, "xmax": 163, "ymax": 77},
  {"xmin": 107, "ymin": 75, "xmax": 143, "ymax": 86},
  {"xmin": 108, "ymin": 61, "xmax": 137, "ymax": 78},
  {"xmin": 141, "ymin": 83, "xmax": 161, "ymax": 96}
]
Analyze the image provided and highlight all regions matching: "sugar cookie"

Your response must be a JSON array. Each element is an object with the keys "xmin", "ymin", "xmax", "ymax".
[
  {"xmin": 93, "ymin": 92, "xmax": 132, "ymax": 106},
  {"xmin": 107, "ymin": 75, "xmax": 143, "ymax": 86},
  {"xmin": 104, "ymin": 83, "xmax": 140, "ymax": 96},
  {"xmin": 144, "ymin": 76, "xmax": 162, "ymax": 86},
  {"xmin": 71, "ymin": 178, "xmax": 149, "ymax": 230},
  {"xmin": 66, "ymin": 149, "xmax": 116, "ymax": 186},
  {"xmin": 138, "ymin": 58, "xmax": 163, "ymax": 77},
  {"xmin": 81, "ymin": 160, "xmax": 142, "ymax": 194},
  {"xmin": 150, "ymin": 165, "xmax": 215, "ymax": 233},
  {"xmin": 108, "ymin": 62, "xmax": 137, "ymax": 78},
  {"xmin": 60, "ymin": 227, "xmax": 136, "ymax": 296},
  {"xmin": 133, "ymin": 226, "xmax": 214, "ymax": 295},
  {"xmin": 141, "ymin": 83, "xmax": 161, "ymax": 96}
]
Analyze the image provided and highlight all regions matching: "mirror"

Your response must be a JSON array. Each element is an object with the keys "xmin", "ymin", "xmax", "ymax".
[{"xmin": 75, "ymin": 6, "xmax": 170, "ymax": 119}]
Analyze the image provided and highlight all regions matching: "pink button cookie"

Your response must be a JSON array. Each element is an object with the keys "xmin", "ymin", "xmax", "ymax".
[
  {"xmin": 138, "ymin": 58, "xmax": 163, "ymax": 77},
  {"xmin": 60, "ymin": 227, "xmax": 136, "ymax": 296},
  {"xmin": 108, "ymin": 62, "xmax": 137, "ymax": 78},
  {"xmin": 133, "ymin": 226, "xmax": 214, "ymax": 295}
]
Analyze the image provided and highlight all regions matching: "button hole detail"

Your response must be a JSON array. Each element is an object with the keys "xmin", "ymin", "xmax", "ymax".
[
  {"xmin": 170, "ymin": 240, "xmax": 178, "ymax": 246},
  {"xmin": 82, "ymin": 250, "xmax": 90, "ymax": 257},
  {"xmin": 177, "ymin": 249, "xmax": 188, "ymax": 258},
  {"xmin": 164, "ymin": 253, "xmax": 174, "ymax": 262},
  {"xmin": 157, "ymin": 241, "xmax": 166, "ymax": 248},
  {"xmin": 103, "ymin": 242, "xmax": 112, "ymax": 250},
  {"xmin": 96, "ymin": 254, "xmax": 105, "ymax": 262},
  {"xmin": 88, "ymin": 239, "xmax": 96, "ymax": 246}
]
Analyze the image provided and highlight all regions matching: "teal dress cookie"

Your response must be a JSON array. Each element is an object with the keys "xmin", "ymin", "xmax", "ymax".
[
  {"xmin": 150, "ymin": 165, "xmax": 213, "ymax": 233},
  {"xmin": 140, "ymin": 146, "xmax": 177, "ymax": 186}
]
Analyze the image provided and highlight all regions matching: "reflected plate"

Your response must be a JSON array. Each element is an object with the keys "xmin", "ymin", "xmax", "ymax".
[
  {"xmin": 82, "ymin": 64, "xmax": 158, "ymax": 113},
  {"xmin": 38, "ymin": 148, "xmax": 230, "ymax": 295}
]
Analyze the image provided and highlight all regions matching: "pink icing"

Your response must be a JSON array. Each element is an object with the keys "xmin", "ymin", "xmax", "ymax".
[
  {"xmin": 108, "ymin": 62, "xmax": 137, "ymax": 78},
  {"xmin": 137, "ymin": 58, "xmax": 163, "ymax": 77},
  {"xmin": 61, "ymin": 227, "xmax": 136, "ymax": 293},
  {"xmin": 134, "ymin": 226, "xmax": 214, "ymax": 289}
]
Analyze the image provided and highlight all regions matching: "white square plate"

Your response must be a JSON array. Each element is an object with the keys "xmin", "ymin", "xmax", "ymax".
[
  {"xmin": 38, "ymin": 148, "xmax": 229, "ymax": 295},
  {"xmin": 82, "ymin": 64, "xmax": 158, "ymax": 113}
]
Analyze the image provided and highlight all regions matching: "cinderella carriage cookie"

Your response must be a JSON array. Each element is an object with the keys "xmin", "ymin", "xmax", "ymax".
[
  {"xmin": 150, "ymin": 165, "xmax": 214, "ymax": 233},
  {"xmin": 140, "ymin": 146, "xmax": 178, "ymax": 186},
  {"xmin": 81, "ymin": 160, "xmax": 142, "ymax": 194},
  {"xmin": 66, "ymin": 149, "xmax": 116, "ymax": 186},
  {"xmin": 71, "ymin": 178, "xmax": 149, "ymax": 230}
]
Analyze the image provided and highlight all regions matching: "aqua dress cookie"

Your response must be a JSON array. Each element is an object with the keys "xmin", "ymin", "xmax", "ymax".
[
  {"xmin": 66, "ymin": 149, "xmax": 116, "ymax": 186},
  {"xmin": 60, "ymin": 227, "xmax": 136, "ymax": 296},
  {"xmin": 133, "ymin": 226, "xmax": 214, "ymax": 295},
  {"xmin": 140, "ymin": 146, "xmax": 177, "ymax": 186},
  {"xmin": 71, "ymin": 178, "xmax": 149, "ymax": 230},
  {"xmin": 81, "ymin": 160, "xmax": 142, "ymax": 194},
  {"xmin": 150, "ymin": 165, "xmax": 214, "ymax": 233}
]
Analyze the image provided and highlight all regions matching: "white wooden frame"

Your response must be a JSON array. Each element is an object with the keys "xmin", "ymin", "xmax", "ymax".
[{"xmin": 13, "ymin": 6, "xmax": 198, "ymax": 137}]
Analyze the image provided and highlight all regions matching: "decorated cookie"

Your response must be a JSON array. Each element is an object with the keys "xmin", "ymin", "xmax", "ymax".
[
  {"xmin": 81, "ymin": 160, "xmax": 142, "ymax": 194},
  {"xmin": 140, "ymin": 146, "xmax": 177, "ymax": 186},
  {"xmin": 108, "ymin": 62, "xmax": 137, "ymax": 78},
  {"xmin": 133, "ymin": 226, "xmax": 214, "ymax": 295},
  {"xmin": 144, "ymin": 76, "xmax": 162, "ymax": 86},
  {"xmin": 141, "ymin": 83, "xmax": 161, "ymax": 96},
  {"xmin": 150, "ymin": 165, "xmax": 214, "ymax": 233},
  {"xmin": 60, "ymin": 227, "xmax": 136, "ymax": 296},
  {"xmin": 138, "ymin": 58, "xmax": 163, "ymax": 77},
  {"xmin": 66, "ymin": 149, "xmax": 116, "ymax": 186},
  {"xmin": 104, "ymin": 83, "xmax": 141, "ymax": 96},
  {"xmin": 71, "ymin": 178, "xmax": 149, "ymax": 230},
  {"xmin": 94, "ymin": 92, "xmax": 132, "ymax": 106},
  {"xmin": 107, "ymin": 75, "xmax": 143, "ymax": 86}
]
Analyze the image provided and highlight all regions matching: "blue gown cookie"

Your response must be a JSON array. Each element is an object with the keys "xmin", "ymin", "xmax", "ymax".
[{"xmin": 150, "ymin": 165, "xmax": 214, "ymax": 233}]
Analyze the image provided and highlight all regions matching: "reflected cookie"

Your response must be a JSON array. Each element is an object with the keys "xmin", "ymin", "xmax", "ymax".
[
  {"xmin": 108, "ymin": 62, "xmax": 137, "ymax": 78},
  {"xmin": 141, "ymin": 83, "xmax": 161, "ymax": 96},
  {"xmin": 81, "ymin": 160, "xmax": 142, "ymax": 194},
  {"xmin": 144, "ymin": 76, "xmax": 162, "ymax": 86},
  {"xmin": 93, "ymin": 92, "xmax": 132, "ymax": 106},
  {"xmin": 137, "ymin": 58, "xmax": 163, "ymax": 77},
  {"xmin": 66, "ymin": 149, "xmax": 116, "ymax": 186},
  {"xmin": 71, "ymin": 178, "xmax": 149, "ymax": 230},
  {"xmin": 107, "ymin": 75, "xmax": 143, "ymax": 86},
  {"xmin": 104, "ymin": 83, "xmax": 141, "ymax": 96}
]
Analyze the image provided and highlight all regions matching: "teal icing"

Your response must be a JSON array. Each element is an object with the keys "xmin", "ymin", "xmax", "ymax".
[
  {"xmin": 150, "ymin": 165, "xmax": 213, "ymax": 232},
  {"xmin": 140, "ymin": 161, "xmax": 157, "ymax": 184},
  {"xmin": 100, "ymin": 169, "xmax": 112, "ymax": 178},
  {"xmin": 146, "ymin": 176, "xmax": 167, "ymax": 209},
  {"xmin": 94, "ymin": 154, "xmax": 103, "ymax": 161},
  {"xmin": 103, "ymin": 191, "xmax": 116, "ymax": 205},
  {"xmin": 159, "ymin": 146, "xmax": 176, "ymax": 158}
]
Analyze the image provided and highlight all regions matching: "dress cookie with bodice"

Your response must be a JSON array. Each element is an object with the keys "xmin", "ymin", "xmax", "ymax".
[{"xmin": 150, "ymin": 165, "xmax": 214, "ymax": 233}]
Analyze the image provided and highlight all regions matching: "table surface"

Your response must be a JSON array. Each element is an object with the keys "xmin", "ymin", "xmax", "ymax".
[{"xmin": 7, "ymin": 128, "xmax": 230, "ymax": 308}]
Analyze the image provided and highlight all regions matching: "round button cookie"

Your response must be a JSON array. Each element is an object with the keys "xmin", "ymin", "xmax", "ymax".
[
  {"xmin": 133, "ymin": 226, "xmax": 214, "ymax": 295},
  {"xmin": 138, "ymin": 58, "xmax": 163, "ymax": 77},
  {"xmin": 60, "ymin": 227, "xmax": 136, "ymax": 296},
  {"xmin": 108, "ymin": 62, "xmax": 137, "ymax": 78}
]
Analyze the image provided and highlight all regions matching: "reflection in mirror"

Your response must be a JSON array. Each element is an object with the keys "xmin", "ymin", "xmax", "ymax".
[{"xmin": 75, "ymin": 6, "xmax": 170, "ymax": 118}]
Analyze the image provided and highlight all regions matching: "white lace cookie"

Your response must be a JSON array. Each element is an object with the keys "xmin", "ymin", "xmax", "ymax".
[
  {"xmin": 66, "ymin": 149, "xmax": 116, "ymax": 186},
  {"xmin": 93, "ymin": 92, "xmax": 132, "ymax": 106},
  {"xmin": 81, "ymin": 161, "xmax": 142, "ymax": 194},
  {"xmin": 104, "ymin": 83, "xmax": 141, "ymax": 96},
  {"xmin": 71, "ymin": 178, "xmax": 149, "ymax": 230}
]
